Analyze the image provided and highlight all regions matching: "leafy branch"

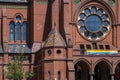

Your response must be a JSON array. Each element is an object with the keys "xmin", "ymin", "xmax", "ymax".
[{"xmin": 5, "ymin": 53, "xmax": 33, "ymax": 80}]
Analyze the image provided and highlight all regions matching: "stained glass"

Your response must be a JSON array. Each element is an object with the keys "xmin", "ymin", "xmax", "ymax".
[
  {"xmin": 23, "ymin": 22, "xmax": 27, "ymax": 40},
  {"xmin": 78, "ymin": 20, "xmax": 84, "ymax": 26},
  {"xmin": 91, "ymin": 7, "xmax": 96, "ymax": 13},
  {"xmin": 84, "ymin": 8, "xmax": 90, "ymax": 14},
  {"xmin": 102, "ymin": 14, "xmax": 107, "ymax": 20},
  {"xmin": 85, "ymin": 15, "xmax": 102, "ymax": 32},
  {"xmin": 80, "ymin": 27, "xmax": 85, "ymax": 33},
  {"xmin": 16, "ymin": 22, "xmax": 21, "ymax": 40},
  {"xmin": 16, "ymin": 16, "xmax": 21, "ymax": 21},
  {"xmin": 10, "ymin": 21, "xmax": 14, "ymax": 40},
  {"xmin": 80, "ymin": 13, "xmax": 85, "ymax": 19},
  {"xmin": 78, "ymin": 6, "xmax": 110, "ymax": 41},
  {"xmin": 104, "ymin": 21, "xmax": 109, "ymax": 27},
  {"xmin": 97, "ymin": 9, "xmax": 103, "ymax": 15}
]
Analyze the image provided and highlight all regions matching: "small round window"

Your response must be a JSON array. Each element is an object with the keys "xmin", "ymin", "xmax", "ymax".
[
  {"xmin": 48, "ymin": 50, "xmax": 52, "ymax": 55},
  {"xmin": 77, "ymin": 6, "xmax": 111, "ymax": 41},
  {"xmin": 56, "ymin": 50, "xmax": 61, "ymax": 54}
]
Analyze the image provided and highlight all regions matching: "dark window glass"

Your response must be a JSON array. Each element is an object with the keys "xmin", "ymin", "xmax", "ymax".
[
  {"xmin": 97, "ymin": 32, "xmax": 103, "ymax": 37},
  {"xmin": 105, "ymin": 45, "xmax": 110, "ymax": 49},
  {"xmin": 23, "ymin": 22, "xmax": 27, "ymax": 40},
  {"xmin": 58, "ymin": 71, "xmax": 61, "ymax": 80},
  {"xmin": 75, "ymin": 65, "xmax": 82, "ymax": 80},
  {"xmin": 84, "ymin": 31, "xmax": 90, "ymax": 37},
  {"xmin": 91, "ymin": 33, "xmax": 97, "ymax": 39},
  {"xmin": 57, "ymin": 50, "xmax": 61, "ymax": 54},
  {"xmin": 86, "ymin": 45, "xmax": 91, "ymax": 49},
  {"xmin": 94, "ymin": 66, "xmax": 101, "ymax": 80},
  {"xmin": 48, "ymin": 71, "xmax": 50, "ymax": 80},
  {"xmin": 99, "ymin": 45, "xmax": 104, "ymax": 49},
  {"xmin": 80, "ymin": 45, "xmax": 84, "ymax": 49},
  {"xmin": 92, "ymin": 43, "xmax": 97, "ymax": 49},
  {"xmin": 10, "ymin": 21, "xmax": 15, "ymax": 40},
  {"xmin": 80, "ymin": 50, "xmax": 84, "ymax": 54},
  {"xmin": 16, "ymin": 22, "xmax": 21, "ymax": 40},
  {"xmin": 80, "ymin": 45, "xmax": 85, "ymax": 54},
  {"xmin": 48, "ymin": 50, "xmax": 52, "ymax": 55}
]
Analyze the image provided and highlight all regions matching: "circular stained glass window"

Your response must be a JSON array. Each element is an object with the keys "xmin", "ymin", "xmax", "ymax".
[{"xmin": 77, "ymin": 6, "xmax": 111, "ymax": 41}]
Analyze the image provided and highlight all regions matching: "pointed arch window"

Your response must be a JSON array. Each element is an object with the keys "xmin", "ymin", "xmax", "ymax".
[
  {"xmin": 16, "ymin": 22, "xmax": 21, "ymax": 40},
  {"xmin": 16, "ymin": 15, "xmax": 21, "ymax": 21},
  {"xmin": 23, "ymin": 22, "xmax": 27, "ymax": 40},
  {"xmin": 10, "ymin": 21, "xmax": 15, "ymax": 40},
  {"xmin": 48, "ymin": 71, "xmax": 51, "ymax": 80},
  {"xmin": 9, "ymin": 15, "xmax": 27, "ymax": 41},
  {"xmin": 58, "ymin": 71, "xmax": 61, "ymax": 80}
]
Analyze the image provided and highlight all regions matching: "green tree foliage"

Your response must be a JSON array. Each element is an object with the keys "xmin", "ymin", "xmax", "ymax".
[
  {"xmin": 74, "ymin": 0, "xmax": 80, "ymax": 4},
  {"xmin": 5, "ymin": 54, "xmax": 33, "ymax": 80},
  {"xmin": 109, "ymin": 0, "xmax": 115, "ymax": 5}
]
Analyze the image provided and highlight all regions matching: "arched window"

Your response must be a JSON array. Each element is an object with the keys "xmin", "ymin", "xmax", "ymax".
[
  {"xmin": 16, "ymin": 15, "xmax": 21, "ymax": 21},
  {"xmin": 22, "ymin": 22, "xmax": 27, "ymax": 40},
  {"xmin": 58, "ymin": 71, "xmax": 61, "ymax": 80},
  {"xmin": 16, "ymin": 22, "xmax": 21, "ymax": 40},
  {"xmin": 9, "ymin": 15, "xmax": 27, "ymax": 41},
  {"xmin": 10, "ymin": 21, "xmax": 15, "ymax": 40},
  {"xmin": 48, "ymin": 71, "xmax": 51, "ymax": 80}
]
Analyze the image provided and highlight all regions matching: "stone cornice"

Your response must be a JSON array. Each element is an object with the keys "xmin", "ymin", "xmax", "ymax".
[{"xmin": 0, "ymin": 5, "xmax": 28, "ymax": 9}]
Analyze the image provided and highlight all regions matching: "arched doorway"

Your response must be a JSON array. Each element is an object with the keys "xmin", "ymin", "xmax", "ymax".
[
  {"xmin": 75, "ymin": 61, "xmax": 90, "ymax": 80},
  {"xmin": 94, "ymin": 61, "xmax": 111, "ymax": 80},
  {"xmin": 115, "ymin": 63, "xmax": 120, "ymax": 80}
]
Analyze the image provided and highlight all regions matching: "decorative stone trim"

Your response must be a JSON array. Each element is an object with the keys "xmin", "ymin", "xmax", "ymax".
[{"xmin": 0, "ymin": 5, "xmax": 28, "ymax": 9}]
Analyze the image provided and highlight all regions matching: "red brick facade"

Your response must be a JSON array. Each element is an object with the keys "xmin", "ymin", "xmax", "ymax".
[{"xmin": 0, "ymin": 0, "xmax": 120, "ymax": 80}]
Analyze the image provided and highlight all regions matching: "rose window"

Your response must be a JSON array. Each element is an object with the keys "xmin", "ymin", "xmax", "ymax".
[{"xmin": 78, "ymin": 6, "xmax": 111, "ymax": 41}]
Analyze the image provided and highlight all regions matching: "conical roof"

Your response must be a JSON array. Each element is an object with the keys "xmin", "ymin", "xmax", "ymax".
[{"xmin": 44, "ymin": 28, "xmax": 66, "ymax": 47}]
